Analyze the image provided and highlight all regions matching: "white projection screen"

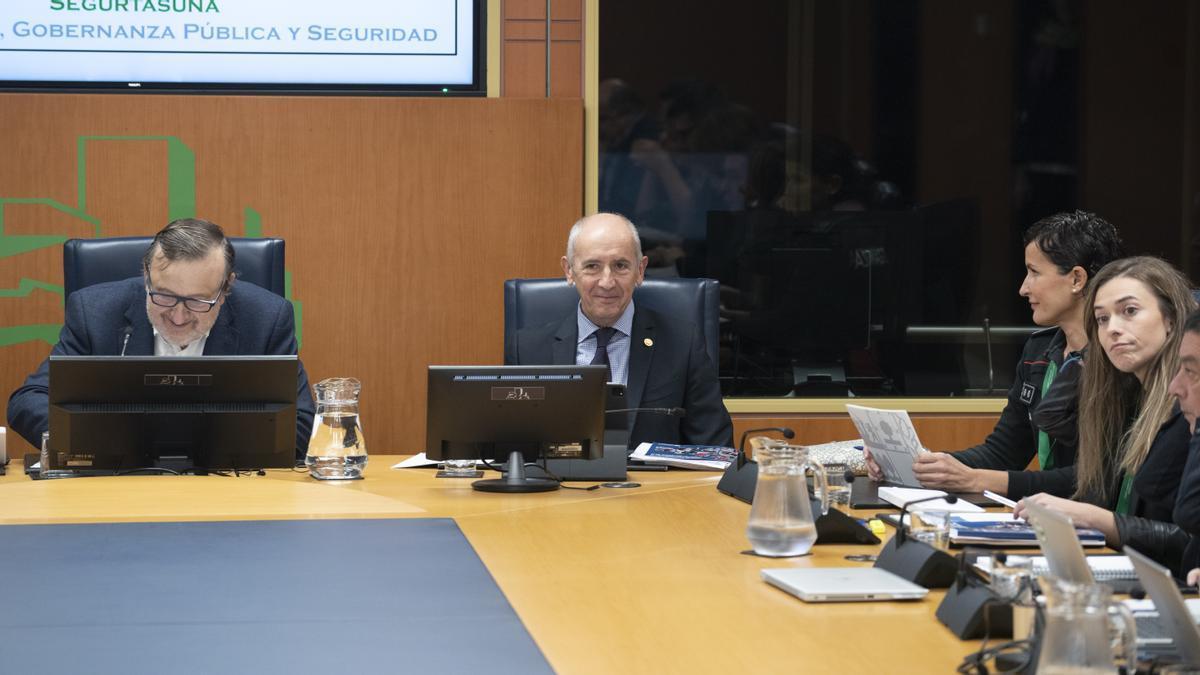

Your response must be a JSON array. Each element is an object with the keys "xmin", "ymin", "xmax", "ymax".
[{"xmin": 0, "ymin": 0, "xmax": 484, "ymax": 93}]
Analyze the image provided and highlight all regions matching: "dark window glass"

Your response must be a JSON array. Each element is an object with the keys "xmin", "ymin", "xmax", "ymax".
[{"xmin": 599, "ymin": 0, "xmax": 1200, "ymax": 397}]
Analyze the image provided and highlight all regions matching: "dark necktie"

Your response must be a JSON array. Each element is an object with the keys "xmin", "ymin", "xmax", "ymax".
[{"xmin": 590, "ymin": 327, "xmax": 615, "ymax": 382}]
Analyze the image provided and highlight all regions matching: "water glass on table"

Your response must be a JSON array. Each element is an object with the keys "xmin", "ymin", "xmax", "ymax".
[
  {"xmin": 908, "ymin": 510, "xmax": 950, "ymax": 549},
  {"xmin": 990, "ymin": 554, "xmax": 1035, "ymax": 638},
  {"xmin": 822, "ymin": 462, "xmax": 850, "ymax": 505},
  {"xmin": 39, "ymin": 431, "xmax": 74, "ymax": 479},
  {"xmin": 438, "ymin": 458, "xmax": 481, "ymax": 478}
]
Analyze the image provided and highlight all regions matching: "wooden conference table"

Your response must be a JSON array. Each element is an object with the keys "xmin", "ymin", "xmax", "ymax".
[{"xmin": 0, "ymin": 457, "xmax": 974, "ymax": 674}]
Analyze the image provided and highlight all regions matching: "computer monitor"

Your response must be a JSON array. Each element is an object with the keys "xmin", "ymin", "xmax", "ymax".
[
  {"xmin": 48, "ymin": 355, "xmax": 298, "ymax": 473},
  {"xmin": 425, "ymin": 365, "xmax": 607, "ymax": 493}
]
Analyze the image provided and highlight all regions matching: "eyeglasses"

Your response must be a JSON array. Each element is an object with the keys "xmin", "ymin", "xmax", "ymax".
[{"xmin": 145, "ymin": 284, "xmax": 226, "ymax": 313}]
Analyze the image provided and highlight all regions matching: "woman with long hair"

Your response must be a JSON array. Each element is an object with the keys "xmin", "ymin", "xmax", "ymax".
[{"xmin": 1015, "ymin": 256, "xmax": 1196, "ymax": 544}]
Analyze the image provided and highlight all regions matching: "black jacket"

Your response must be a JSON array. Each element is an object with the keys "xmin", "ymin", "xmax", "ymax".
[
  {"xmin": 1173, "ymin": 429, "xmax": 1200, "ymax": 534},
  {"xmin": 952, "ymin": 327, "xmax": 1078, "ymax": 499},
  {"xmin": 1169, "ymin": 429, "xmax": 1200, "ymax": 574},
  {"xmin": 1105, "ymin": 409, "xmax": 1194, "ymax": 576},
  {"xmin": 7, "ymin": 277, "xmax": 315, "ymax": 457},
  {"xmin": 505, "ymin": 306, "xmax": 733, "ymax": 449}
]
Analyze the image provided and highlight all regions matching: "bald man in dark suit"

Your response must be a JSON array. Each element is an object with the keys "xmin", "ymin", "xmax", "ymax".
[{"xmin": 505, "ymin": 213, "xmax": 732, "ymax": 448}]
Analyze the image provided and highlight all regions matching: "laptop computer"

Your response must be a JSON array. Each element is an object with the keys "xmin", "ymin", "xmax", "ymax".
[
  {"xmin": 1125, "ymin": 546, "xmax": 1200, "ymax": 664},
  {"xmin": 1024, "ymin": 501, "xmax": 1097, "ymax": 583},
  {"xmin": 761, "ymin": 567, "xmax": 928, "ymax": 603},
  {"xmin": 1024, "ymin": 500, "xmax": 1138, "ymax": 594}
]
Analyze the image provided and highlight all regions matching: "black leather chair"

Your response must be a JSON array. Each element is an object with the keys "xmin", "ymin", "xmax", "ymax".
[
  {"xmin": 63, "ymin": 237, "xmax": 287, "ymax": 297},
  {"xmin": 503, "ymin": 277, "xmax": 721, "ymax": 364}
]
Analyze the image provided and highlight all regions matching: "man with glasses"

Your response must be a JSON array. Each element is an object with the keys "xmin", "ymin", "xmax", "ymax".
[{"xmin": 7, "ymin": 218, "xmax": 315, "ymax": 457}]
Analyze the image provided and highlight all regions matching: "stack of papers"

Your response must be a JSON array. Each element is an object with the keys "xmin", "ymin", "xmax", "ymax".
[
  {"xmin": 628, "ymin": 442, "xmax": 737, "ymax": 470},
  {"xmin": 976, "ymin": 554, "xmax": 1134, "ymax": 580},
  {"xmin": 950, "ymin": 513, "xmax": 1106, "ymax": 547},
  {"xmin": 1124, "ymin": 597, "xmax": 1200, "ymax": 620},
  {"xmin": 876, "ymin": 486, "xmax": 984, "ymax": 513}
]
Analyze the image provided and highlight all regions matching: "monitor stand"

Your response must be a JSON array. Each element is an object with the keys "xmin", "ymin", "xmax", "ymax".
[{"xmin": 473, "ymin": 450, "xmax": 559, "ymax": 493}]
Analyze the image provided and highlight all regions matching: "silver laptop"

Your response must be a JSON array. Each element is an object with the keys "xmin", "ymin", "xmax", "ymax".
[
  {"xmin": 1126, "ymin": 546, "xmax": 1200, "ymax": 663},
  {"xmin": 761, "ymin": 567, "xmax": 928, "ymax": 603},
  {"xmin": 1024, "ymin": 500, "xmax": 1095, "ymax": 583}
]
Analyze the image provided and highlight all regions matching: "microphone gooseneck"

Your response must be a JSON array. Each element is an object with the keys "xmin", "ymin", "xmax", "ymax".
[
  {"xmin": 119, "ymin": 326, "xmax": 133, "ymax": 356},
  {"xmin": 735, "ymin": 427, "xmax": 795, "ymax": 470},
  {"xmin": 605, "ymin": 407, "xmax": 686, "ymax": 417},
  {"xmin": 896, "ymin": 494, "xmax": 958, "ymax": 547}
]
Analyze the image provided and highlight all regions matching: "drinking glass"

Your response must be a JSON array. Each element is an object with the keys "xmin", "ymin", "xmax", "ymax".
[
  {"xmin": 822, "ymin": 462, "xmax": 850, "ymax": 505},
  {"xmin": 439, "ymin": 458, "xmax": 480, "ymax": 477}
]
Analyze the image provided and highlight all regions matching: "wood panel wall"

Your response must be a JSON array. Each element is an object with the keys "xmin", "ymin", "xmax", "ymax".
[
  {"xmin": 0, "ymin": 94, "xmax": 583, "ymax": 456},
  {"xmin": 502, "ymin": 0, "xmax": 585, "ymax": 97},
  {"xmin": 732, "ymin": 414, "xmax": 1001, "ymax": 454}
]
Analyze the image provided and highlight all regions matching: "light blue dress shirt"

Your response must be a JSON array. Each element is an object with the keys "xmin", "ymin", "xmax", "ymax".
[{"xmin": 575, "ymin": 301, "xmax": 635, "ymax": 385}]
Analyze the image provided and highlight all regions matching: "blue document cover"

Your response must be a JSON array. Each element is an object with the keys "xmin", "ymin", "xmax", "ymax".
[
  {"xmin": 950, "ymin": 514, "xmax": 1106, "ymax": 546},
  {"xmin": 629, "ymin": 442, "xmax": 737, "ymax": 469}
]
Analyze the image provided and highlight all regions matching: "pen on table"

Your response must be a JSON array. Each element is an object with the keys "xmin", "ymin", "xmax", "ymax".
[{"xmin": 983, "ymin": 490, "xmax": 1018, "ymax": 509}]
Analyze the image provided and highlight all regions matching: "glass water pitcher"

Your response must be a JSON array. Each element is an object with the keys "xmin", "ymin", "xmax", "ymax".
[
  {"xmin": 306, "ymin": 377, "xmax": 367, "ymax": 480},
  {"xmin": 746, "ymin": 441, "xmax": 828, "ymax": 557},
  {"xmin": 1035, "ymin": 576, "xmax": 1136, "ymax": 674}
]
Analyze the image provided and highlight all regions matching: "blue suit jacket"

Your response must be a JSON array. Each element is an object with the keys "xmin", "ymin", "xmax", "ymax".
[
  {"xmin": 504, "ymin": 306, "xmax": 733, "ymax": 448},
  {"xmin": 7, "ymin": 277, "xmax": 315, "ymax": 457}
]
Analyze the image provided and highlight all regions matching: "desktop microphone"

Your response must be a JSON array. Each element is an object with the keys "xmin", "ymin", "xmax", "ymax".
[
  {"xmin": 716, "ymin": 427, "xmax": 795, "ymax": 503},
  {"xmin": 875, "ymin": 493, "xmax": 959, "ymax": 588},
  {"xmin": 895, "ymin": 494, "xmax": 958, "ymax": 546},
  {"xmin": 936, "ymin": 545, "xmax": 1017, "ymax": 638},
  {"xmin": 119, "ymin": 325, "xmax": 133, "ymax": 356},
  {"xmin": 736, "ymin": 427, "xmax": 794, "ymax": 470}
]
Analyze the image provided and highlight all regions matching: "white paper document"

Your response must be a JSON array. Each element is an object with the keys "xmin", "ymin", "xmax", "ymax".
[
  {"xmin": 1124, "ymin": 598, "xmax": 1200, "ymax": 622},
  {"xmin": 977, "ymin": 555, "xmax": 1134, "ymax": 580},
  {"xmin": 846, "ymin": 405, "xmax": 925, "ymax": 486},
  {"xmin": 876, "ymin": 486, "xmax": 983, "ymax": 513},
  {"xmin": 392, "ymin": 453, "xmax": 437, "ymax": 469}
]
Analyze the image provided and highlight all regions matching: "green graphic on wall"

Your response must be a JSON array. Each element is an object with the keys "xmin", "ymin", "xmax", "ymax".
[{"xmin": 0, "ymin": 135, "xmax": 303, "ymax": 348}]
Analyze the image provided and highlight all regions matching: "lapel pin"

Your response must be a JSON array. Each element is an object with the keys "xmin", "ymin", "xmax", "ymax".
[{"xmin": 644, "ymin": 338, "xmax": 653, "ymax": 347}]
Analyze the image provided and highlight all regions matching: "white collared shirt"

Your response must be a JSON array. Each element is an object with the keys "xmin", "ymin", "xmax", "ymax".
[{"xmin": 153, "ymin": 329, "xmax": 209, "ymax": 357}]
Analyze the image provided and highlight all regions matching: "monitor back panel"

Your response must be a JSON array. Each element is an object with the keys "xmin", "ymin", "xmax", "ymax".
[
  {"xmin": 425, "ymin": 365, "xmax": 606, "ymax": 461},
  {"xmin": 48, "ymin": 356, "xmax": 298, "ymax": 470}
]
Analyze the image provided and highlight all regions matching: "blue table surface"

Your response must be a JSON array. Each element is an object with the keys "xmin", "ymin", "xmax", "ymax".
[{"xmin": 0, "ymin": 518, "xmax": 552, "ymax": 675}]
